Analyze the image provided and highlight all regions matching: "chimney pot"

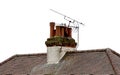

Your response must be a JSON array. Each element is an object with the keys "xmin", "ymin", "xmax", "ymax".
[
  {"xmin": 68, "ymin": 28, "xmax": 72, "ymax": 37},
  {"xmin": 50, "ymin": 22, "xmax": 55, "ymax": 37},
  {"xmin": 56, "ymin": 26, "xmax": 61, "ymax": 36}
]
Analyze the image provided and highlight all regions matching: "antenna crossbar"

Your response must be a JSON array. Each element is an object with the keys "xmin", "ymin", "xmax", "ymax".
[{"xmin": 50, "ymin": 9, "xmax": 84, "ymax": 26}]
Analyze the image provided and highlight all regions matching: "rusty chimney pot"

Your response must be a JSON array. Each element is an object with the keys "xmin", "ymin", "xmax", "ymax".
[
  {"xmin": 56, "ymin": 26, "xmax": 61, "ymax": 36},
  {"xmin": 68, "ymin": 28, "xmax": 72, "ymax": 37},
  {"xmin": 50, "ymin": 22, "xmax": 55, "ymax": 37}
]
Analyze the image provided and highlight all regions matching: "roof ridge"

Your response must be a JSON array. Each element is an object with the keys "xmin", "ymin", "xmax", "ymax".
[
  {"xmin": 109, "ymin": 49, "xmax": 120, "ymax": 57},
  {"xmin": 66, "ymin": 48, "xmax": 109, "ymax": 53},
  {"xmin": 15, "ymin": 53, "xmax": 46, "ymax": 56},
  {"xmin": 0, "ymin": 55, "xmax": 16, "ymax": 66},
  {"xmin": 105, "ymin": 48, "xmax": 117, "ymax": 75}
]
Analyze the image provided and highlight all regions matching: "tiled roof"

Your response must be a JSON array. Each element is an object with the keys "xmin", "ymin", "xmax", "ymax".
[
  {"xmin": 0, "ymin": 53, "xmax": 47, "ymax": 75},
  {"xmin": 0, "ymin": 48, "xmax": 120, "ymax": 75}
]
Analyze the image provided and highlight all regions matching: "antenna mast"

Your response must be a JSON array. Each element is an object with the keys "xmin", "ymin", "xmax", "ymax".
[{"xmin": 50, "ymin": 9, "xmax": 84, "ymax": 48}]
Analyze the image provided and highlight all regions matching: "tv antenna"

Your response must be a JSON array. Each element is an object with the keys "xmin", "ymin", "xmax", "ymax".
[{"xmin": 50, "ymin": 9, "xmax": 84, "ymax": 48}]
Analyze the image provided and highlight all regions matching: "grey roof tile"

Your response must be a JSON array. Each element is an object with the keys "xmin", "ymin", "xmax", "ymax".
[{"xmin": 0, "ymin": 48, "xmax": 120, "ymax": 75}]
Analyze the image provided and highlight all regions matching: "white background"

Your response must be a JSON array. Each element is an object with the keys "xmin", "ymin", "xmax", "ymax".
[{"xmin": 0, "ymin": 0, "xmax": 120, "ymax": 62}]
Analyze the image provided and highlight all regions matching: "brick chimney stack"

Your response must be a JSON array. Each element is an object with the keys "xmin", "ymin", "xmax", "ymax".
[{"xmin": 45, "ymin": 22, "xmax": 77, "ymax": 64}]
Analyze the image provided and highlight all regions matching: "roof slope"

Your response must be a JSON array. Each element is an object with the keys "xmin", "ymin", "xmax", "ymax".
[
  {"xmin": 0, "ymin": 48, "xmax": 120, "ymax": 75},
  {"xmin": 0, "ymin": 53, "xmax": 47, "ymax": 75}
]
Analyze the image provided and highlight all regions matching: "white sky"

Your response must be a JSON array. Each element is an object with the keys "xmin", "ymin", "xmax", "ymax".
[{"xmin": 0, "ymin": 0, "xmax": 120, "ymax": 62}]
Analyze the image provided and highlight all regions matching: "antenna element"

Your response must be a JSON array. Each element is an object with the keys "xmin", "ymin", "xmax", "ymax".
[{"xmin": 50, "ymin": 9, "xmax": 84, "ymax": 48}]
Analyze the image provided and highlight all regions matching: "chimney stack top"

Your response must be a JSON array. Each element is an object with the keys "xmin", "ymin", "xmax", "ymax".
[{"xmin": 45, "ymin": 22, "xmax": 77, "ymax": 48}]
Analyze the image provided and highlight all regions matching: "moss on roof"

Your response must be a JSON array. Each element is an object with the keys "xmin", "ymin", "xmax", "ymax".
[{"xmin": 45, "ymin": 36, "xmax": 77, "ymax": 47}]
